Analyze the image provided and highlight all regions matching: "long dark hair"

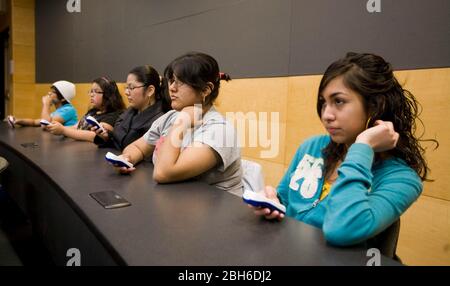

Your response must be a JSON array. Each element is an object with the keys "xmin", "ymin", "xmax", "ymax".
[
  {"xmin": 164, "ymin": 52, "xmax": 231, "ymax": 106},
  {"xmin": 129, "ymin": 65, "xmax": 171, "ymax": 112},
  {"xmin": 93, "ymin": 76, "xmax": 126, "ymax": 113},
  {"xmin": 317, "ymin": 52, "xmax": 438, "ymax": 181}
]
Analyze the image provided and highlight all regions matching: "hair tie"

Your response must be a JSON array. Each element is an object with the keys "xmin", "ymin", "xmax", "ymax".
[
  {"xmin": 218, "ymin": 72, "xmax": 231, "ymax": 82},
  {"xmin": 102, "ymin": 76, "xmax": 110, "ymax": 84}
]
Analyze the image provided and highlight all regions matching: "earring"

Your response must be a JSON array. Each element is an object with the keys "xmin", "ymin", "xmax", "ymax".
[{"xmin": 365, "ymin": 117, "xmax": 372, "ymax": 129}]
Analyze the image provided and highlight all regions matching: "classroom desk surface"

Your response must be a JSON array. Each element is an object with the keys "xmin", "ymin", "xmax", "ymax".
[{"xmin": 0, "ymin": 123, "xmax": 401, "ymax": 266}]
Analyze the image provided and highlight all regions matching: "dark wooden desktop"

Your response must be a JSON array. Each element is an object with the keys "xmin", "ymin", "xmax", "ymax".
[{"xmin": 0, "ymin": 123, "xmax": 401, "ymax": 266}]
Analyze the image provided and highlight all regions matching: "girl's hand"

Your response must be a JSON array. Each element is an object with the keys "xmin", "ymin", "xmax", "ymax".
[
  {"xmin": 248, "ymin": 186, "xmax": 285, "ymax": 221},
  {"xmin": 47, "ymin": 121, "xmax": 64, "ymax": 135},
  {"xmin": 93, "ymin": 123, "xmax": 109, "ymax": 141},
  {"xmin": 355, "ymin": 120, "xmax": 399, "ymax": 152},
  {"xmin": 115, "ymin": 165, "xmax": 136, "ymax": 174},
  {"xmin": 42, "ymin": 94, "xmax": 52, "ymax": 106},
  {"xmin": 109, "ymin": 154, "xmax": 136, "ymax": 174}
]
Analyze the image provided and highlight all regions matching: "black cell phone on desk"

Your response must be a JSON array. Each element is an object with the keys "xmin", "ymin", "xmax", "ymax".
[{"xmin": 90, "ymin": 191, "xmax": 131, "ymax": 209}]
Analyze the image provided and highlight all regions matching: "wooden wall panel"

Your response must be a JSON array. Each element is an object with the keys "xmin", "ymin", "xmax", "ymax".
[
  {"xmin": 11, "ymin": 7, "xmax": 34, "ymax": 46},
  {"xmin": 116, "ymin": 83, "xmax": 128, "ymax": 108},
  {"xmin": 12, "ymin": 82, "xmax": 35, "ymax": 118},
  {"xmin": 12, "ymin": 0, "xmax": 34, "ymax": 9},
  {"xmin": 71, "ymin": 83, "xmax": 94, "ymax": 117},
  {"xmin": 11, "ymin": 0, "xmax": 35, "ymax": 118},
  {"xmin": 395, "ymin": 69, "xmax": 450, "ymax": 200},
  {"xmin": 12, "ymin": 44, "xmax": 35, "ymax": 83},
  {"xmin": 285, "ymin": 75, "xmax": 324, "ymax": 165},
  {"xmin": 397, "ymin": 195, "xmax": 450, "ymax": 265},
  {"xmin": 217, "ymin": 78, "xmax": 288, "ymax": 165}
]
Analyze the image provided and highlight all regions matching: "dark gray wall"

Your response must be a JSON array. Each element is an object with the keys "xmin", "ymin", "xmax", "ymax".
[{"xmin": 36, "ymin": 0, "xmax": 450, "ymax": 83}]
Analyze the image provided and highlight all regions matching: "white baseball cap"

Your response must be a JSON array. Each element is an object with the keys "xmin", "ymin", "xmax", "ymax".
[{"xmin": 52, "ymin": 80, "xmax": 76, "ymax": 103}]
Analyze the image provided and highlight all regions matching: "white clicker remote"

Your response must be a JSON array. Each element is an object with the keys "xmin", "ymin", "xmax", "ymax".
[
  {"xmin": 39, "ymin": 119, "xmax": 51, "ymax": 126},
  {"xmin": 7, "ymin": 116, "xmax": 16, "ymax": 129},
  {"xmin": 242, "ymin": 189, "xmax": 286, "ymax": 214},
  {"xmin": 105, "ymin": 152, "xmax": 134, "ymax": 169},
  {"xmin": 85, "ymin": 116, "xmax": 105, "ymax": 132}
]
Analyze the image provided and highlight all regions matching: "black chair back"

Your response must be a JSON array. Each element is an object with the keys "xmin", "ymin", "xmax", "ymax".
[{"xmin": 367, "ymin": 219, "xmax": 401, "ymax": 262}]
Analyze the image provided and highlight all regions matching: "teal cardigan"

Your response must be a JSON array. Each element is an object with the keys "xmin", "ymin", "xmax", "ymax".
[{"xmin": 277, "ymin": 135, "xmax": 422, "ymax": 246}]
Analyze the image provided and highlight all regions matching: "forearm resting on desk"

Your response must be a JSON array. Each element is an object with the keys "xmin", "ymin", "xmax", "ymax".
[
  {"xmin": 63, "ymin": 127, "xmax": 97, "ymax": 142},
  {"xmin": 122, "ymin": 137, "xmax": 154, "ymax": 165},
  {"xmin": 15, "ymin": 118, "xmax": 40, "ymax": 126}
]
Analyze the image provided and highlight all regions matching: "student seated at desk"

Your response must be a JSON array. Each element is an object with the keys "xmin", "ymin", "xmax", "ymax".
[
  {"xmin": 248, "ymin": 52, "xmax": 437, "ymax": 246},
  {"xmin": 93, "ymin": 65, "xmax": 171, "ymax": 150},
  {"xmin": 8, "ymin": 81, "xmax": 78, "ymax": 128},
  {"xmin": 110, "ymin": 52, "xmax": 243, "ymax": 196},
  {"xmin": 47, "ymin": 76, "xmax": 126, "ymax": 142}
]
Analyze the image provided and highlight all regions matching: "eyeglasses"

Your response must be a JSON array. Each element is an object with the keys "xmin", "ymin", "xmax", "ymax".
[
  {"xmin": 168, "ymin": 78, "xmax": 185, "ymax": 88},
  {"xmin": 125, "ymin": 85, "xmax": 146, "ymax": 92},
  {"xmin": 88, "ymin": 89, "xmax": 104, "ymax": 95}
]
